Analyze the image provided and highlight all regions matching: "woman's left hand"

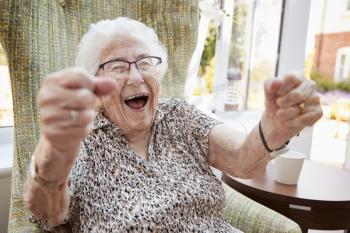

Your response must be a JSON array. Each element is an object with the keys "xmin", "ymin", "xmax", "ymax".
[{"xmin": 261, "ymin": 73, "xmax": 323, "ymax": 150}]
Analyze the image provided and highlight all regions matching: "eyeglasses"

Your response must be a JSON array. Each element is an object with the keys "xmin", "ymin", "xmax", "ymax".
[{"xmin": 97, "ymin": 56, "xmax": 162, "ymax": 77}]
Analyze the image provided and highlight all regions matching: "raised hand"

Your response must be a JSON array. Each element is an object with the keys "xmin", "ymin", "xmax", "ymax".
[
  {"xmin": 261, "ymin": 73, "xmax": 323, "ymax": 150},
  {"xmin": 39, "ymin": 67, "xmax": 116, "ymax": 152},
  {"xmin": 35, "ymin": 67, "xmax": 116, "ymax": 183}
]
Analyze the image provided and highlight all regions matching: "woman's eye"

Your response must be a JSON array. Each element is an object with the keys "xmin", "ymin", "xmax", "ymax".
[
  {"xmin": 138, "ymin": 62, "xmax": 151, "ymax": 70},
  {"xmin": 111, "ymin": 65, "xmax": 128, "ymax": 72}
]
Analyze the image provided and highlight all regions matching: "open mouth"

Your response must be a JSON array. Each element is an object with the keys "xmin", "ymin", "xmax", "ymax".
[{"xmin": 124, "ymin": 93, "xmax": 149, "ymax": 110}]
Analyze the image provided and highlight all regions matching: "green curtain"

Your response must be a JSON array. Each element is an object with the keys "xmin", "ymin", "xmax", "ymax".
[{"xmin": 0, "ymin": 1, "xmax": 198, "ymax": 232}]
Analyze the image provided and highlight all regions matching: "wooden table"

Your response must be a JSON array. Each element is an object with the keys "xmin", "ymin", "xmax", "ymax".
[{"xmin": 222, "ymin": 160, "xmax": 350, "ymax": 232}]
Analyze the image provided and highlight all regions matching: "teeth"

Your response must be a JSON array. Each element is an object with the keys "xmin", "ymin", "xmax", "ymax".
[{"xmin": 125, "ymin": 93, "xmax": 149, "ymax": 101}]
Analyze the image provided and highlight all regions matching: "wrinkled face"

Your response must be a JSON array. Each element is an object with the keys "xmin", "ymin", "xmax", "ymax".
[{"xmin": 96, "ymin": 40, "xmax": 160, "ymax": 135}]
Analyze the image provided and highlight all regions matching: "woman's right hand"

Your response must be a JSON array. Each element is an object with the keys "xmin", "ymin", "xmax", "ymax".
[
  {"xmin": 23, "ymin": 68, "xmax": 116, "ymax": 226},
  {"xmin": 35, "ymin": 67, "xmax": 116, "ymax": 182}
]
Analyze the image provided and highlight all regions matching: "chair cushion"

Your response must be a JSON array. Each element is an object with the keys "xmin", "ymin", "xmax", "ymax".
[{"xmin": 223, "ymin": 183, "xmax": 302, "ymax": 233}]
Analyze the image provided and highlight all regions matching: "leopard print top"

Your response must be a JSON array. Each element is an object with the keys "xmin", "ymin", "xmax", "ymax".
[{"xmin": 36, "ymin": 98, "xmax": 242, "ymax": 233}]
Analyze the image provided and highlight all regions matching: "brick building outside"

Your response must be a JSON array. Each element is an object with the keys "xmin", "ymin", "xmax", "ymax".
[{"xmin": 312, "ymin": 0, "xmax": 350, "ymax": 81}]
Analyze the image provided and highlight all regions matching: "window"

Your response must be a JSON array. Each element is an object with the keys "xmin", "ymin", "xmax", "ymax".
[
  {"xmin": 189, "ymin": 0, "xmax": 283, "ymax": 113},
  {"xmin": 334, "ymin": 47, "xmax": 350, "ymax": 82},
  {"xmin": 0, "ymin": 44, "xmax": 13, "ymax": 127},
  {"xmin": 306, "ymin": 0, "xmax": 350, "ymax": 167},
  {"xmin": 227, "ymin": 0, "xmax": 283, "ymax": 110}
]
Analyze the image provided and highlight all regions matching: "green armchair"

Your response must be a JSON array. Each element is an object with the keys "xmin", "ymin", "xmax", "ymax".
[
  {"xmin": 223, "ymin": 183, "xmax": 301, "ymax": 232},
  {"xmin": 0, "ymin": 1, "xmax": 301, "ymax": 232}
]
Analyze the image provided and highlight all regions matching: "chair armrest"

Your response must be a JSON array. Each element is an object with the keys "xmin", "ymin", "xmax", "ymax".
[{"xmin": 223, "ymin": 183, "xmax": 302, "ymax": 233}]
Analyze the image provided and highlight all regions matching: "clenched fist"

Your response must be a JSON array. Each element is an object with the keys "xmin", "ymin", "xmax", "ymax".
[
  {"xmin": 34, "ymin": 67, "xmax": 116, "ymax": 183},
  {"xmin": 261, "ymin": 73, "xmax": 323, "ymax": 149},
  {"xmin": 38, "ymin": 67, "xmax": 116, "ymax": 152}
]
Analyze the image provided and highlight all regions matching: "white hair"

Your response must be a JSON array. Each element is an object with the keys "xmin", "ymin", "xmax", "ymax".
[{"xmin": 75, "ymin": 17, "xmax": 168, "ymax": 79}]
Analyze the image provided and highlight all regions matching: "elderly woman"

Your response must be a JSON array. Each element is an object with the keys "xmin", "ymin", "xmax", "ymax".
[{"xmin": 24, "ymin": 17, "xmax": 322, "ymax": 232}]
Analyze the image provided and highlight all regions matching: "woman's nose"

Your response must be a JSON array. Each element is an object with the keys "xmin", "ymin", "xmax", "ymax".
[{"xmin": 126, "ymin": 64, "xmax": 144, "ymax": 85}]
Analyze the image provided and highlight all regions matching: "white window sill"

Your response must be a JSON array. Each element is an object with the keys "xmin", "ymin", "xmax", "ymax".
[
  {"xmin": 0, "ymin": 127, "xmax": 13, "ymax": 178},
  {"xmin": 341, "ymin": 11, "xmax": 350, "ymax": 17}
]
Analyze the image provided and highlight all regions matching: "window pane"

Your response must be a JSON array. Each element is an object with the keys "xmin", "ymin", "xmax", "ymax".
[
  {"xmin": 306, "ymin": 0, "xmax": 350, "ymax": 166},
  {"xmin": 228, "ymin": 0, "xmax": 282, "ymax": 110},
  {"xmin": 0, "ymin": 44, "xmax": 13, "ymax": 127},
  {"xmin": 339, "ymin": 54, "xmax": 346, "ymax": 80}
]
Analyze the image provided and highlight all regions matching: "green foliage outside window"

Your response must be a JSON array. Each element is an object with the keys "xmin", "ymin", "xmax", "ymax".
[
  {"xmin": 311, "ymin": 70, "xmax": 350, "ymax": 93},
  {"xmin": 335, "ymin": 80, "xmax": 350, "ymax": 93},
  {"xmin": 310, "ymin": 71, "xmax": 335, "ymax": 92},
  {"xmin": 197, "ymin": 1, "xmax": 248, "ymax": 95},
  {"xmin": 228, "ymin": 1, "xmax": 247, "ymax": 70},
  {"xmin": 199, "ymin": 25, "xmax": 217, "ymax": 76}
]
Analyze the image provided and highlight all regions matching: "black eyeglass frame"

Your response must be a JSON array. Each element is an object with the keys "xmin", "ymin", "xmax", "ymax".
[{"xmin": 97, "ymin": 56, "xmax": 162, "ymax": 74}]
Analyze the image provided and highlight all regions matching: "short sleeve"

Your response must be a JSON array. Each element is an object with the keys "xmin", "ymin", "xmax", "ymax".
[
  {"xmin": 168, "ymin": 98, "xmax": 223, "ymax": 160},
  {"xmin": 173, "ymin": 99, "xmax": 222, "ymax": 139}
]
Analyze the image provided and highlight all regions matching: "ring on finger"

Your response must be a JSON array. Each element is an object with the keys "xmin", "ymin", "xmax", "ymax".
[
  {"xmin": 68, "ymin": 110, "xmax": 80, "ymax": 123},
  {"xmin": 298, "ymin": 102, "xmax": 305, "ymax": 115}
]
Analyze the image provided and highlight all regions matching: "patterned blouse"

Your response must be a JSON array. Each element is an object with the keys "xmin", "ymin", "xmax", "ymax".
[{"xmin": 35, "ymin": 98, "xmax": 242, "ymax": 233}]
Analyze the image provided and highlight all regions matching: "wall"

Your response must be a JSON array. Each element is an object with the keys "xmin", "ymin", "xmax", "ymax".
[
  {"xmin": 315, "ymin": 0, "xmax": 350, "ymax": 34},
  {"xmin": 313, "ymin": 31, "xmax": 350, "ymax": 78}
]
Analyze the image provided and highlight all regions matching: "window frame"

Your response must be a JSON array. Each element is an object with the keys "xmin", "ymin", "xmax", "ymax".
[
  {"xmin": 212, "ymin": 0, "xmax": 313, "ymax": 157},
  {"xmin": 334, "ymin": 47, "xmax": 350, "ymax": 82}
]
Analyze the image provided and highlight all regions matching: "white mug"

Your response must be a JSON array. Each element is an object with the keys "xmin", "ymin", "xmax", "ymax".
[{"xmin": 272, "ymin": 150, "xmax": 306, "ymax": 185}]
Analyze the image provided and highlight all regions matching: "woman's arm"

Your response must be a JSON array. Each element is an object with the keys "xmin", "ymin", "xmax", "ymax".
[
  {"xmin": 23, "ymin": 137, "xmax": 76, "ymax": 227},
  {"xmin": 23, "ymin": 68, "xmax": 116, "ymax": 227},
  {"xmin": 208, "ymin": 74, "xmax": 322, "ymax": 178},
  {"xmin": 208, "ymin": 114, "xmax": 284, "ymax": 178}
]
